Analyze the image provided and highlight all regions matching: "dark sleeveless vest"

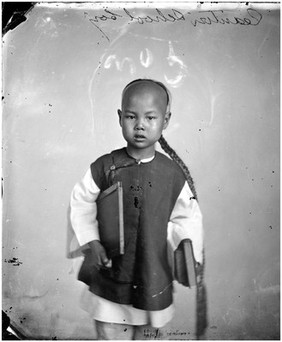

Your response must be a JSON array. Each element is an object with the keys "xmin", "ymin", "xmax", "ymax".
[{"xmin": 78, "ymin": 148, "xmax": 186, "ymax": 311}]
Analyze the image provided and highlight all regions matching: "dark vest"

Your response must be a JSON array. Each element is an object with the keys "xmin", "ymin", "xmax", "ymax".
[{"xmin": 78, "ymin": 148, "xmax": 186, "ymax": 311}]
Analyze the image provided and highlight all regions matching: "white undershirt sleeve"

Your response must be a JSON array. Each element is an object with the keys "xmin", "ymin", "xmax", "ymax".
[
  {"xmin": 70, "ymin": 168, "xmax": 101, "ymax": 247},
  {"xmin": 167, "ymin": 181, "xmax": 204, "ymax": 264}
]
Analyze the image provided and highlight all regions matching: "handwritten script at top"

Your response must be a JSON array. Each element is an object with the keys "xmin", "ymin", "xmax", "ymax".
[{"xmin": 85, "ymin": 8, "xmax": 263, "ymax": 41}]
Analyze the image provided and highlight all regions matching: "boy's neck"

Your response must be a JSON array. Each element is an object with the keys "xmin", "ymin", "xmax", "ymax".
[{"xmin": 126, "ymin": 146, "xmax": 155, "ymax": 161}]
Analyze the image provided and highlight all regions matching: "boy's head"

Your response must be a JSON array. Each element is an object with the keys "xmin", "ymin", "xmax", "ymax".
[
  {"xmin": 118, "ymin": 79, "xmax": 172, "ymax": 158},
  {"xmin": 121, "ymin": 79, "xmax": 171, "ymax": 114}
]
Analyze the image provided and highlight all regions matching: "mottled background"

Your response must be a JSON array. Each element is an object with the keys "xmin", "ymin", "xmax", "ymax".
[{"xmin": 2, "ymin": 2, "xmax": 280, "ymax": 340}]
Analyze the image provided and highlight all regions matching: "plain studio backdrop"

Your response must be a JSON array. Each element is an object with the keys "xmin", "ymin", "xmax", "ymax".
[{"xmin": 2, "ymin": 2, "xmax": 279, "ymax": 340}]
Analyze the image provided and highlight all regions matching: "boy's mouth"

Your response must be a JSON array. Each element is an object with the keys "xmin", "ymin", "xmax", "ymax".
[{"xmin": 134, "ymin": 134, "xmax": 146, "ymax": 141}]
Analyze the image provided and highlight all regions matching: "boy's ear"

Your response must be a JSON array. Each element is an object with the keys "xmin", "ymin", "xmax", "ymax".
[
  {"xmin": 163, "ymin": 112, "xmax": 171, "ymax": 130},
  {"xmin": 117, "ymin": 109, "xmax": 122, "ymax": 126}
]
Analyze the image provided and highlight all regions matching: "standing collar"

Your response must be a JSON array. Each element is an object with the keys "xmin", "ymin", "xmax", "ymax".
[
  {"xmin": 137, "ymin": 155, "xmax": 155, "ymax": 164},
  {"xmin": 124, "ymin": 148, "xmax": 155, "ymax": 164}
]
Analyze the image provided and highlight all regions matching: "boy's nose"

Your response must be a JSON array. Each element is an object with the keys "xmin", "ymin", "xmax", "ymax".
[{"xmin": 135, "ymin": 119, "xmax": 145, "ymax": 130}]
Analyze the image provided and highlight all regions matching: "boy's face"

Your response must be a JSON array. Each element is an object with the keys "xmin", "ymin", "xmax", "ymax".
[{"xmin": 118, "ymin": 81, "xmax": 171, "ymax": 159}]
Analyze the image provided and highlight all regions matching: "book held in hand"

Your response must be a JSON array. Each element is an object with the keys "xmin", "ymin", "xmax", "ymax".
[
  {"xmin": 174, "ymin": 239, "xmax": 197, "ymax": 288},
  {"xmin": 97, "ymin": 181, "xmax": 124, "ymax": 258}
]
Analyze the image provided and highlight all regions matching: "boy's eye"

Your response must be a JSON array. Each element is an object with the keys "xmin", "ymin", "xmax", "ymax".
[
  {"xmin": 125, "ymin": 115, "xmax": 135, "ymax": 120},
  {"xmin": 147, "ymin": 116, "xmax": 156, "ymax": 120}
]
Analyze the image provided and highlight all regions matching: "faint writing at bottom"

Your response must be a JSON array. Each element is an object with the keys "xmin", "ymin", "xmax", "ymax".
[
  {"xmin": 143, "ymin": 328, "xmax": 190, "ymax": 339},
  {"xmin": 166, "ymin": 329, "xmax": 190, "ymax": 337}
]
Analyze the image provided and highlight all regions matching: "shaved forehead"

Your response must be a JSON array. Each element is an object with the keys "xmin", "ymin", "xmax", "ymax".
[{"xmin": 121, "ymin": 80, "xmax": 169, "ymax": 112}]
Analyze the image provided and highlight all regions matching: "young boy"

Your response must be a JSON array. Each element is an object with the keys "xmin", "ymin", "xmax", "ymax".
[{"xmin": 69, "ymin": 79, "xmax": 204, "ymax": 339}]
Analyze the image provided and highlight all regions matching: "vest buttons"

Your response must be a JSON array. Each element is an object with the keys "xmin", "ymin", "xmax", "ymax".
[{"xmin": 110, "ymin": 165, "xmax": 116, "ymax": 170}]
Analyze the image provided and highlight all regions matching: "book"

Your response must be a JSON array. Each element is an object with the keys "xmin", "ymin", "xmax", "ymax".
[
  {"xmin": 96, "ymin": 181, "xmax": 124, "ymax": 258},
  {"xmin": 174, "ymin": 239, "xmax": 197, "ymax": 287}
]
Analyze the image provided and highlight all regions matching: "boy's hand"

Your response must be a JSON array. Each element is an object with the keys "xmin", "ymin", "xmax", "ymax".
[{"xmin": 88, "ymin": 240, "xmax": 112, "ymax": 269}]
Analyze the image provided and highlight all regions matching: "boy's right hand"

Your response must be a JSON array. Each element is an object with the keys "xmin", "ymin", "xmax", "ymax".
[{"xmin": 88, "ymin": 240, "xmax": 112, "ymax": 269}]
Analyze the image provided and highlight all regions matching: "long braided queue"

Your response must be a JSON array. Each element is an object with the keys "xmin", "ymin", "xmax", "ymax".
[
  {"xmin": 159, "ymin": 135, "xmax": 208, "ymax": 339},
  {"xmin": 158, "ymin": 135, "xmax": 198, "ymax": 201}
]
